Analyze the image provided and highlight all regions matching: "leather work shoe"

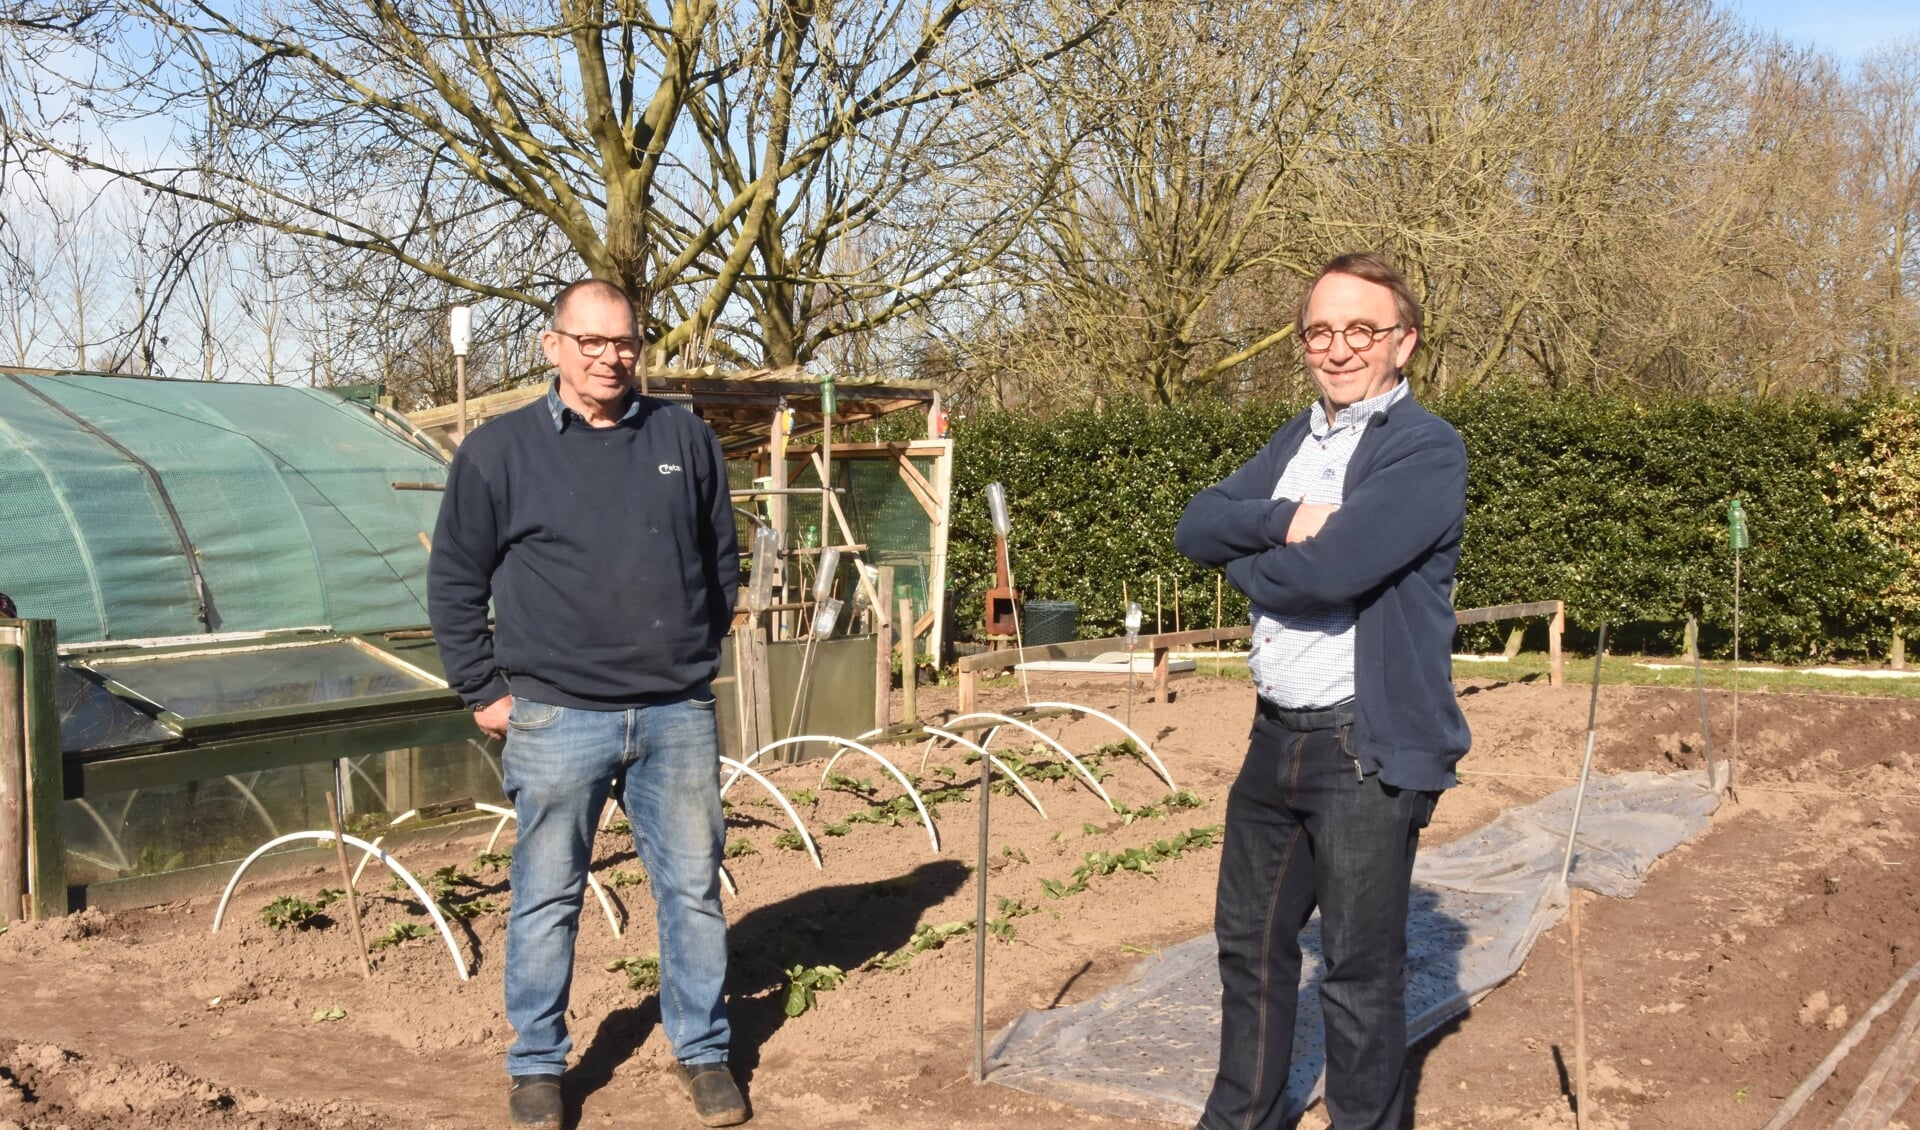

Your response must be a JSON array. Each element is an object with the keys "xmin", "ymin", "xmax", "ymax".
[
  {"xmin": 674, "ymin": 1060, "xmax": 749, "ymax": 1127},
  {"xmin": 507, "ymin": 1073, "xmax": 563, "ymax": 1127}
]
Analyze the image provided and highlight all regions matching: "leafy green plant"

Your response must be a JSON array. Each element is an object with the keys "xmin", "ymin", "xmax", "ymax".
[
  {"xmin": 784, "ymin": 788, "xmax": 819, "ymax": 807},
  {"xmin": 1039, "ymin": 825, "xmax": 1226, "ymax": 899},
  {"xmin": 603, "ymin": 867, "xmax": 646, "ymax": 888},
  {"xmin": 822, "ymin": 821, "xmax": 851, "ymax": 837},
  {"xmin": 866, "ymin": 920, "xmax": 974, "ymax": 971},
  {"xmin": 725, "ymin": 838, "xmax": 758, "ymax": 859},
  {"xmin": 261, "ymin": 889, "xmax": 342, "ymax": 930},
  {"xmin": 772, "ymin": 831, "xmax": 807, "ymax": 852},
  {"xmin": 607, "ymin": 954, "xmax": 662, "ymax": 992},
  {"xmin": 782, "ymin": 964, "xmax": 847, "ymax": 1016},
  {"xmin": 823, "ymin": 773, "xmax": 878, "ymax": 798},
  {"xmin": 604, "ymin": 818, "xmax": 633, "ymax": 836},
  {"xmin": 1000, "ymin": 846, "xmax": 1029, "ymax": 864},
  {"xmin": 473, "ymin": 850, "xmax": 512, "ymax": 870},
  {"xmin": 370, "ymin": 922, "xmax": 431, "ymax": 950}
]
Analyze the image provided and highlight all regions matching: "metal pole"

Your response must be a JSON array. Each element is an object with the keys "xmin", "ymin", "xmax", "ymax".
[
  {"xmin": 1559, "ymin": 622, "xmax": 1608, "ymax": 886},
  {"xmin": 973, "ymin": 714, "xmax": 991, "ymax": 1083}
]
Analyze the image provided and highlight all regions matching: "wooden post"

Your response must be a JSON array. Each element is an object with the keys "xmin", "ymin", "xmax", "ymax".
[
  {"xmin": 1152, "ymin": 645, "xmax": 1172, "ymax": 703},
  {"xmin": 1502, "ymin": 625, "xmax": 1527, "ymax": 659},
  {"xmin": 875, "ymin": 567, "xmax": 896, "ymax": 733},
  {"xmin": 1, "ymin": 638, "xmax": 26, "ymax": 925},
  {"xmin": 900, "ymin": 598, "xmax": 920, "ymax": 724},
  {"xmin": 1894, "ymin": 619, "xmax": 1906, "ymax": 671},
  {"xmin": 749, "ymin": 623, "xmax": 775, "ymax": 746},
  {"xmin": 1549, "ymin": 601, "xmax": 1566, "ymax": 688},
  {"xmin": 19, "ymin": 621, "xmax": 65, "ymax": 919}
]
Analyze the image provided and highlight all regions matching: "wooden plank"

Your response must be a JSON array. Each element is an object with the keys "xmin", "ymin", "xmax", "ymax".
[
  {"xmin": 957, "ymin": 625, "xmax": 1251, "ymax": 673},
  {"xmin": 1454, "ymin": 600, "xmax": 1563, "ymax": 626},
  {"xmin": 0, "ymin": 637, "xmax": 25, "ymax": 924},
  {"xmin": 1152, "ymin": 647, "xmax": 1172, "ymax": 702},
  {"xmin": 889, "ymin": 450, "xmax": 941, "ymax": 521},
  {"xmin": 20, "ymin": 620, "xmax": 65, "ymax": 919}
]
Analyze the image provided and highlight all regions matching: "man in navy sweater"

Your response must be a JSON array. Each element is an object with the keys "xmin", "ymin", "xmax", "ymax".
[
  {"xmin": 1176, "ymin": 252, "xmax": 1469, "ymax": 1130},
  {"xmin": 428, "ymin": 280, "xmax": 746, "ymax": 1128}
]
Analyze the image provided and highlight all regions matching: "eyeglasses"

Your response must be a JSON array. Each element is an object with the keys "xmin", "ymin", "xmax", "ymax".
[
  {"xmin": 1302, "ymin": 322, "xmax": 1402, "ymax": 354},
  {"xmin": 551, "ymin": 329, "xmax": 642, "ymax": 358}
]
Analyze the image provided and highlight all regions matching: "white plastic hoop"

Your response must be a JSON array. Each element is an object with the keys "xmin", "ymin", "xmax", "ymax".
[
  {"xmin": 936, "ymin": 712, "xmax": 1116, "ymax": 811},
  {"xmin": 211, "ymin": 831, "xmax": 470, "ymax": 981},
  {"xmin": 920, "ymin": 727, "xmax": 1047, "ymax": 818},
  {"xmin": 352, "ymin": 805, "xmax": 623, "ymax": 939},
  {"xmin": 728, "ymin": 736, "xmax": 939, "ymax": 852},
  {"xmin": 1026, "ymin": 702, "xmax": 1178, "ymax": 791},
  {"xmin": 718, "ymin": 756, "xmax": 823, "ymax": 869}
]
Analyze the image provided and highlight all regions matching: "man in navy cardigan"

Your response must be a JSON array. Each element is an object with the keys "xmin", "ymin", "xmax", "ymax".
[{"xmin": 1176, "ymin": 252, "xmax": 1469, "ymax": 1130}]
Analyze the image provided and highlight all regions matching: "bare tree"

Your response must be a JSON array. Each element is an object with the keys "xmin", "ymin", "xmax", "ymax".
[{"xmin": 2, "ymin": 0, "xmax": 1120, "ymax": 383}]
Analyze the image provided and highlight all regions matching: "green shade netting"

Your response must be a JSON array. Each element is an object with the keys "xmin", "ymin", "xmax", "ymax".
[{"xmin": 0, "ymin": 373, "xmax": 448, "ymax": 642}]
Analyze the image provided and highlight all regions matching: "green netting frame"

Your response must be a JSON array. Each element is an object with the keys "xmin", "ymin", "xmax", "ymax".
[{"xmin": 0, "ymin": 373, "xmax": 448, "ymax": 643}]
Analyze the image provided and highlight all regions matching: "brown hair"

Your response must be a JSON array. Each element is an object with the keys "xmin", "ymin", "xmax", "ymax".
[
  {"xmin": 551, "ymin": 279, "xmax": 636, "ymax": 330},
  {"xmin": 1295, "ymin": 251, "xmax": 1422, "ymax": 341}
]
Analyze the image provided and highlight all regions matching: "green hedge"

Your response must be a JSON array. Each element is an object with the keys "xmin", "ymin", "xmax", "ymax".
[{"xmin": 945, "ymin": 390, "xmax": 1898, "ymax": 662}]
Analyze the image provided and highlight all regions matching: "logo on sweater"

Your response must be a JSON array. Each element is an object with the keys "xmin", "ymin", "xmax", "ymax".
[{"xmin": 658, "ymin": 463, "xmax": 683, "ymax": 475}]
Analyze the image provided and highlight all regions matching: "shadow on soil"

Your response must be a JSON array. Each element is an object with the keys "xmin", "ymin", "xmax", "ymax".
[{"xmin": 566, "ymin": 858, "xmax": 971, "ymax": 1119}]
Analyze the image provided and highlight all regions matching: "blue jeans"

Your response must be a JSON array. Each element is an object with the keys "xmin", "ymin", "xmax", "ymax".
[
  {"xmin": 1200, "ymin": 716, "xmax": 1436, "ymax": 1130},
  {"xmin": 500, "ymin": 693, "xmax": 730, "ymax": 1077}
]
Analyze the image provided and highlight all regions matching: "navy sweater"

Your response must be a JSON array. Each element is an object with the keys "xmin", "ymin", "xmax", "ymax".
[
  {"xmin": 1175, "ymin": 393, "xmax": 1471, "ymax": 791},
  {"xmin": 427, "ymin": 392, "xmax": 740, "ymax": 710}
]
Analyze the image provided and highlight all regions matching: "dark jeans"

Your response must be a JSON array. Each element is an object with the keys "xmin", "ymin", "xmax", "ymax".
[{"xmin": 1199, "ymin": 715, "xmax": 1437, "ymax": 1130}]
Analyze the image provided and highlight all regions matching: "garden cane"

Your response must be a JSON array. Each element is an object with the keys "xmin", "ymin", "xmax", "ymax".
[
  {"xmin": 325, "ymin": 790, "xmax": 373, "ymax": 979},
  {"xmin": 1560, "ymin": 623, "xmax": 1607, "ymax": 1129},
  {"xmin": 1123, "ymin": 603, "xmax": 1143, "ymax": 730}
]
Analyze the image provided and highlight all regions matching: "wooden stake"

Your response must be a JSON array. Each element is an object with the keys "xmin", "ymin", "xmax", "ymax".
[
  {"xmin": 326, "ymin": 791, "xmax": 373, "ymax": 979},
  {"xmin": 1155, "ymin": 576, "xmax": 1163, "ymax": 635},
  {"xmin": 1173, "ymin": 582, "xmax": 1182, "ymax": 634},
  {"xmin": 899, "ymin": 598, "xmax": 918, "ymax": 725},
  {"xmin": 1214, "ymin": 575, "xmax": 1225, "ymax": 677},
  {"xmin": 0, "ymin": 643, "xmax": 26, "ymax": 926}
]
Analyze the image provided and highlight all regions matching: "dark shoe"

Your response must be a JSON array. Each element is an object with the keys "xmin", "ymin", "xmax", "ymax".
[
  {"xmin": 675, "ymin": 1061, "xmax": 748, "ymax": 1127},
  {"xmin": 508, "ymin": 1073, "xmax": 563, "ymax": 1127}
]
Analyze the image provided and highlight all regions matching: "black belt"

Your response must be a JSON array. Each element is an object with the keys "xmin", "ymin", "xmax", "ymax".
[{"xmin": 1256, "ymin": 696, "xmax": 1355, "ymax": 732}]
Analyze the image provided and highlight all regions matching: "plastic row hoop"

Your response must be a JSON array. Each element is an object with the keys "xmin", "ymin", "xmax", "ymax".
[{"xmin": 210, "ymin": 831, "xmax": 470, "ymax": 981}]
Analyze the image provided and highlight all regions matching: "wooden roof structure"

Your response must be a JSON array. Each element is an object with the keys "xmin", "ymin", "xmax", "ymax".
[{"xmin": 407, "ymin": 366, "xmax": 939, "ymax": 456}]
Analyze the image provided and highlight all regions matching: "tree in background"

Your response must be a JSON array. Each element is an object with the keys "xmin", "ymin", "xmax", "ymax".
[{"xmin": 0, "ymin": 0, "xmax": 1118, "ymax": 371}]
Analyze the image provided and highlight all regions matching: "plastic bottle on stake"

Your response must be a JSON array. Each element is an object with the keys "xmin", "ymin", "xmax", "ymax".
[
  {"xmin": 746, "ymin": 527, "xmax": 780, "ymax": 614},
  {"xmin": 1727, "ymin": 500, "xmax": 1749, "ymax": 550},
  {"xmin": 986, "ymin": 482, "xmax": 1012, "ymax": 538},
  {"xmin": 812, "ymin": 547, "xmax": 841, "ymax": 603}
]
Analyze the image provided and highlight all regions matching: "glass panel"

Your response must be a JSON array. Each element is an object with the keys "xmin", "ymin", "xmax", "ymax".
[
  {"xmin": 62, "ymin": 737, "xmax": 506, "ymax": 888},
  {"xmin": 57, "ymin": 664, "xmax": 176, "ymax": 754},
  {"xmin": 86, "ymin": 640, "xmax": 436, "ymax": 718}
]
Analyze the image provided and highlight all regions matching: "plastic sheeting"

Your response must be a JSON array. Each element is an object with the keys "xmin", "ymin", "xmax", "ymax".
[
  {"xmin": 986, "ymin": 770, "xmax": 1721, "ymax": 1123},
  {"xmin": 0, "ymin": 372, "xmax": 447, "ymax": 642}
]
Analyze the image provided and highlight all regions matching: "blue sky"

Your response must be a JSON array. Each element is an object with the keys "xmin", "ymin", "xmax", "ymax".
[{"xmin": 1727, "ymin": 0, "xmax": 1920, "ymax": 61}]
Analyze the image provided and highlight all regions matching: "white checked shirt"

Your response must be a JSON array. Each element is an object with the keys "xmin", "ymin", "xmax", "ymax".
[{"xmin": 1247, "ymin": 380, "xmax": 1410, "ymax": 708}]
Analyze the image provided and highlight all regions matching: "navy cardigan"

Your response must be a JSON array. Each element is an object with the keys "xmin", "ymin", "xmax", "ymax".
[{"xmin": 1175, "ymin": 392, "xmax": 1471, "ymax": 791}]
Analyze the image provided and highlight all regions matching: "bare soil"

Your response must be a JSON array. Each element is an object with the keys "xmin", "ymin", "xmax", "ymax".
[{"xmin": 2, "ymin": 670, "xmax": 1917, "ymax": 1129}]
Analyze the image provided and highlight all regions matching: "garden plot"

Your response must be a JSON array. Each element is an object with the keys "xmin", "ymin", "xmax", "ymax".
[{"xmin": 0, "ymin": 678, "xmax": 1916, "ymax": 1129}]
